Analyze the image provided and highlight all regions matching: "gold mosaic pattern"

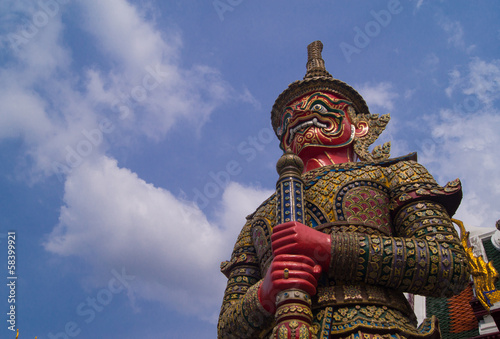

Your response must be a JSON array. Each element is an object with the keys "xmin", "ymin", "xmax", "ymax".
[
  {"xmin": 326, "ymin": 201, "xmax": 468, "ymax": 298},
  {"xmin": 352, "ymin": 113, "xmax": 392, "ymax": 162},
  {"xmin": 218, "ymin": 158, "xmax": 467, "ymax": 338},
  {"xmin": 314, "ymin": 282, "xmax": 413, "ymax": 319},
  {"xmin": 383, "ymin": 161, "xmax": 437, "ymax": 189},
  {"xmin": 218, "ymin": 280, "xmax": 274, "ymax": 338},
  {"xmin": 313, "ymin": 305, "xmax": 439, "ymax": 339},
  {"xmin": 304, "ymin": 163, "xmax": 387, "ymax": 223},
  {"xmin": 218, "ymin": 220, "xmax": 272, "ymax": 338}
]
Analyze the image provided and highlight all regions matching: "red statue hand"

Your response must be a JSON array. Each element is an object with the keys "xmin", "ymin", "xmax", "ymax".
[
  {"xmin": 258, "ymin": 254, "xmax": 322, "ymax": 314},
  {"xmin": 271, "ymin": 221, "xmax": 331, "ymax": 271}
]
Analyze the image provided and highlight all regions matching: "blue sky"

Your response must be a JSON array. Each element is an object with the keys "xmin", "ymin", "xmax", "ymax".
[{"xmin": 0, "ymin": 1, "xmax": 499, "ymax": 338}]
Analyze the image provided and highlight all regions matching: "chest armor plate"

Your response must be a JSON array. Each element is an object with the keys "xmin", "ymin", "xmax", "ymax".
[{"xmin": 304, "ymin": 166, "xmax": 393, "ymax": 235}]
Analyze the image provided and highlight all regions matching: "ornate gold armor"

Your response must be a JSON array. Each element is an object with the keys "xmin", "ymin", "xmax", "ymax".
[{"xmin": 218, "ymin": 155, "xmax": 468, "ymax": 338}]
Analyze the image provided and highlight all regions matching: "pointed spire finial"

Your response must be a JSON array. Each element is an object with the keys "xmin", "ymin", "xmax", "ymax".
[{"xmin": 304, "ymin": 40, "xmax": 332, "ymax": 79}]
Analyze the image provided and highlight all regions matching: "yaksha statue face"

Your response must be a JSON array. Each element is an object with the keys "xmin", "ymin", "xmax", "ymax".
[
  {"xmin": 278, "ymin": 91, "xmax": 369, "ymax": 155},
  {"xmin": 271, "ymin": 41, "xmax": 392, "ymax": 164}
]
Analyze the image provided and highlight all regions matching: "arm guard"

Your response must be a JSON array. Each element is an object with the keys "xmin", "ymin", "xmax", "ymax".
[
  {"xmin": 329, "ymin": 200, "xmax": 469, "ymax": 297},
  {"xmin": 328, "ymin": 160, "xmax": 469, "ymax": 297}
]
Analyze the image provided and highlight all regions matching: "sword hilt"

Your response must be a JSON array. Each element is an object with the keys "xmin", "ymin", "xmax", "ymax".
[{"xmin": 273, "ymin": 150, "xmax": 314, "ymax": 339}]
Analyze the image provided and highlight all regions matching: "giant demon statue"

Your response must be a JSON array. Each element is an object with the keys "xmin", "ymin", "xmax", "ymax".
[{"xmin": 218, "ymin": 41, "xmax": 469, "ymax": 339}]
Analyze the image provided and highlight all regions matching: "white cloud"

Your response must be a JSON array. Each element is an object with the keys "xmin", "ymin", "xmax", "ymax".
[
  {"xmin": 421, "ymin": 108, "xmax": 500, "ymax": 229},
  {"xmin": 0, "ymin": 83, "xmax": 53, "ymax": 141},
  {"xmin": 445, "ymin": 69, "xmax": 461, "ymax": 97},
  {"xmin": 437, "ymin": 17, "xmax": 476, "ymax": 54},
  {"xmin": 420, "ymin": 58, "xmax": 500, "ymax": 229},
  {"xmin": 77, "ymin": 0, "xmax": 233, "ymax": 140},
  {"xmin": 0, "ymin": 0, "xmax": 266, "ymax": 321},
  {"xmin": 44, "ymin": 156, "xmax": 273, "ymax": 322},
  {"xmin": 445, "ymin": 58, "xmax": 500, "ymax": 107},
  {"xmin": 218, "ymin": 182, "xmax": 274, "ymax": 231},
  {"xmin": 463, "ymin": 59, "xmax": 500, "ymax": 106},
  {"xmin": 0, "ymin": 1, "xmax": 266, "ymax": 321},
  {"xmin": 439, "ymin": 19, "xmax": 465, "ymax": 49},
  {"xmin": 80, "ymin": 0, "xmax": 180, "ymax": 72},
  {"xmin": 0, "ymin": 4, "xmax": 102, "ymax": 180},
  {"xmin": 356, "ymin": 82, "xmax": 398, "ymax": 112},
  {"xmin": 0, "ymin": 0, "xmax": 242, "ymax": 181}
]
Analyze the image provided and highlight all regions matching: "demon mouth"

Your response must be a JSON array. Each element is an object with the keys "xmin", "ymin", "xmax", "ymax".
[{"xmin": 288, "ymin": 117, "xmax": 328, "ymax": 144}]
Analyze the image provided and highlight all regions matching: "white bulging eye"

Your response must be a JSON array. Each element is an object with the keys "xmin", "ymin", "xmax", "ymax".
[{"xmin": 312, "ymin": 104, "xmax": 327, "ymax": 113}]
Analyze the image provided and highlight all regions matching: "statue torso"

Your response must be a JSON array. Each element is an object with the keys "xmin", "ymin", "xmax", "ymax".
[
  {"xmin": 248, "ymin": 157, "xmax": 441, "ymax": 338},
  {"xmin": 250, "ymin": 156, "xmax": 428, "ymax": 275}
]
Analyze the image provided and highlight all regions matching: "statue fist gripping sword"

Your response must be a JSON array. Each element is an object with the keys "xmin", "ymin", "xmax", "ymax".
[{"xmin": 258, "ymin": 150, "xmax": 330, "ymax": 338}]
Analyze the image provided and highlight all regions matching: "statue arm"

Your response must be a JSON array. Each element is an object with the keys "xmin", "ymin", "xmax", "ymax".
[
  {"xmin": 328, "ymin": 200, "xmax": 470, "ymax": 297},
  {"xmin": 217, "ymin": 222, "xmax": 273, "ymax": 338},
  {"xmin": 328, "ymin": 161, "xmax": 469, "ymax": 296}
]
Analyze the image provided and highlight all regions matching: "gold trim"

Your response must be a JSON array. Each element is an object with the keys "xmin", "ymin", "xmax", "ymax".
[
  {"xmin": 453, "ymin": 218, "xmax": 500, "ymax": 310},
  {"xmin": 351, "ymin": 112, "xmax": 391, "ymax": 162}
]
